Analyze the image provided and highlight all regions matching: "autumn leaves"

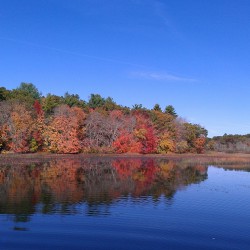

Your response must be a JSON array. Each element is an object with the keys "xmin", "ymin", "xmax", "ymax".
[{"xmin": 0, "ymin": 83, "xmax": 207, "ymax": 154}]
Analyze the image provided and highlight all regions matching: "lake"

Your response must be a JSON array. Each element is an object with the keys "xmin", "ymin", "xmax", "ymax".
[{"xmin": 0, "ymin": 156, "xmax": 250, "ymax": 249}]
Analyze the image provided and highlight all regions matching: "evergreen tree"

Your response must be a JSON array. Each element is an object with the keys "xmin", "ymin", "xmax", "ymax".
[
  {"xmin": 16, "ymin": 82, "xmax": 41, "ymax": 100},
  {"xmin": 165, "ymin": 105, "xmax": 177, "ymax": 117},
  {"xmin": 63, "ymin": 92, "xmax": 86, "ymax": 108},
  {"xmin": 42, "ymin": 94, "xmax": 63, "ymax": 115},
  {"xmin": 88, "ymin": 94, "xmax": 105, "ymax": 109},
  {"xmin": 0, "ymin": 87, "xmax": 9, "ymax": 101},
  {"xmin": 153, "ymin": 104, "xmax": 162, "ymax": 112},
  {"xmin": 9, "ymin": 82, "xmax": 42, "ymax": 105}
]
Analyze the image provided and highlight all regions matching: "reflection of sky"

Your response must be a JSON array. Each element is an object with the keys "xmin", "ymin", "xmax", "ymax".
[{"xmin": 1, "ymin": 167, "xmax": 250, "ymax": 249}]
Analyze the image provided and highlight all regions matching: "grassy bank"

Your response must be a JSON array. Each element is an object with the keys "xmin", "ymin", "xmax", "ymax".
[{"xmin": 1, "ymin": 152, "xmax": 250, "ymax": 168}]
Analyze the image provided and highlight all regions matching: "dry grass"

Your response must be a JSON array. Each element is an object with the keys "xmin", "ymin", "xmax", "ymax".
[
  {"xmin": 1, "ymin": 152, "xmax": 250, "ymax": 169},
  {"xmin": 161, "ymin": 152, "xmax": 250, "ymax": 166}
]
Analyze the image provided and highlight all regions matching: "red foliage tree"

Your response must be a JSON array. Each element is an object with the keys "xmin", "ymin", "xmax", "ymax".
[
  {"xmin": 139, "ymin": 126, "xmax": 157, "ymax": 154},
  {"xmin": 33, "ymin": 100, "xmax": 43, "ymax": 116},
  {"xmin": 113, "ymin": 130, "xmax": 141, "ymax": 153},
  {"xmin": 133, "ymin": 114, "xmax": 158, "ymax": 154}
]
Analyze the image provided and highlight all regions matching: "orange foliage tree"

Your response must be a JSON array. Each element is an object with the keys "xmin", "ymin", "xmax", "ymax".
[
  {"xmin": 194, "ymin": 136, "xmax": 206, "ymax": 154},
  {"xmin": 43, "ymin": 105, "xmax": 85, "ymax": 153},
  {"xmin": 0, "ymin": 101, "xmax": 34, "ymax": 153},
  {"xmin": 30, "ymin": 100, "xmax": 45, "ymax": 152}
]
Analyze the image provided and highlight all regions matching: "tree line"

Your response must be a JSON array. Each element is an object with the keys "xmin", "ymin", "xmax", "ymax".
[
  {"xmin": 207, "ymin": 134, "xmax": 250, "ymax": 153},
  {"xmin": 0, "ymin": 83, "xmax": 208, "ymax": 154}
]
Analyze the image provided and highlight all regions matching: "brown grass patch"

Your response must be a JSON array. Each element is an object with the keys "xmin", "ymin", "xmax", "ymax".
[{"xmin": 1, "ymin": 152, "xmax": 250, "ymax": 169}]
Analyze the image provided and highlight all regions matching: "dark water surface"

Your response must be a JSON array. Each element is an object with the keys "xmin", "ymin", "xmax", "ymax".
[{"xmin": 0, "ymin": 157, "xmax": 250, "ymax": 249}]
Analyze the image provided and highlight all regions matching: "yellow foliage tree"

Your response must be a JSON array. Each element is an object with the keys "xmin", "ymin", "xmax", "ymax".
[{"xmin": 157, "ymin": 132, "xmax": 175, "ymax": 154}]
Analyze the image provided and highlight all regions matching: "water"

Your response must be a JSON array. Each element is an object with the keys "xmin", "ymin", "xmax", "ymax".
[{"xmin": 0, "ymin": 157, "xmax": 250, "ymax": 249}]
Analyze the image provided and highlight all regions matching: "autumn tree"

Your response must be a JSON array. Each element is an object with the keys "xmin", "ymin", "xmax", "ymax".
[
  {"xmin": 139, "ymin": 126, "xmax": 157, "ymax": 154},
  {"xmin": 0, "ymin": 131, "xmax": 3, "ymax": 151},
  {"xmin": 0, "ymin": 101, "xmax": 34, "ymax": 153},
  {"xmin": 0, "ymin": 101, "xmax": 11, "ymax": 151},
  {"xmin": 150, "ymin": 110, "xmax": 176, "ymax": 136},
  {"xmin": 175, "ymin": 141, "xmax": 189, "ymax": 153},
  {"xmin": 43, "ymin": 105, "xmax": 85, "ymax": 153},
  {"xmin": 133, "ymin": 114, "xmax": 157, "ymax": 154},
  {"xmin": 157, "ymin": 132, "xmax": 175, "ymax": 154},
  {"xmin": 10, "ymin": 104, "xmax": 34, "ymax": 152},
  {"xmin": 83, "ymin": 112, "xmax": 108, "ymax": 151},
  {"xmin": 113, "ymin": 131, "xmax": 141, "ymax": 153},
  {"xmin": 31, "ymin": 100, "xmax": 45, "ymax": 152},
  {"xmin": 194, "ymin": 136, "xmax": 206, "ymax": 154},
  {"xmin": 83, "ymin": 110, "xmax": 135, "ymax": 152},
  {"xmin": 183, "ymin": 123, "xmax": 208, "ymax": 152},
  {"xmin": 33, "ymin": 100, "xmax": 43, "ymax": 116}
]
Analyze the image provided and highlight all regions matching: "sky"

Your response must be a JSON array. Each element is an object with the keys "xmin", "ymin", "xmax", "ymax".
[{"xmin": 1, "ymin": 0, "xmax": 250, "ymax": 137}]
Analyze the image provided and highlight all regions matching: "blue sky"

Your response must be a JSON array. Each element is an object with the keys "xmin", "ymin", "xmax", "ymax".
[{"xmin": 1, "ymin": 0, "xmax": 250, "ymax": 137}]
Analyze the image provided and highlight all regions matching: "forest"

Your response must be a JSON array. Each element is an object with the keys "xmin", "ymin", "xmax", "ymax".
[
  {"xmin": 0, "ymin": 82, "xmax": 215, "ymax": 154},
  {"xmin": 208, "ymin": 134, "xmax": 250, "ymax": 153}
]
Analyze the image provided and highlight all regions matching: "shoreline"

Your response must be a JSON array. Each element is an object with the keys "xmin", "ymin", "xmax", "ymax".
[{"xmin": 1, "ymin": 152, "xmax": 250, "ymax": 168}]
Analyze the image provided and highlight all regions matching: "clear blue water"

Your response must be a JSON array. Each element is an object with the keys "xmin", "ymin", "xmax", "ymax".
[{"xmin": 0, "ymin": 157, "xmax": 250, "ymax": 249}]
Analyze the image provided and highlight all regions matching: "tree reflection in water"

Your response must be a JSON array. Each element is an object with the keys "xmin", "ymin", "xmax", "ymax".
[{"xmin": 0, "ymin": 157, "xmax": 207, "ymax": 221}]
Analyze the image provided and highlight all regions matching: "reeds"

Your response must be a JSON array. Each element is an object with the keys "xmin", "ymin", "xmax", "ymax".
[{"xmin": 1, "ymin": 152, "xmax": 250, "ymax": 169}]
